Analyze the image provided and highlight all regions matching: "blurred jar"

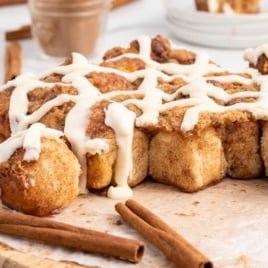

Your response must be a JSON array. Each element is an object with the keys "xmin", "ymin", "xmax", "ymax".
[{"xmin": 28, "ymin": 0, "xmax": 110, "ymax": 58}]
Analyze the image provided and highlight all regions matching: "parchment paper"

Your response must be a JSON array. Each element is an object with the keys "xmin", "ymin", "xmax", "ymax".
[{"xmin": 0, "ymin": 178, "xmax": 268, "ymax": 268}]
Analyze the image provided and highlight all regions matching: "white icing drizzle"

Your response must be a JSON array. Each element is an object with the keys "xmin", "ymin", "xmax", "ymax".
[
  {"xmin": 39, "ymin": 53, "xmax": 91, "ymax": 78},
  {"xmin": 206, "ymin": 0, "xmax": 234, "ymax": 14},
  {"xmin": 2, "ymin": 36, "xmax": 268, "ymax": 199},
  {"xmin": 105, "ymin": 103, "xmax": 136, "ymax": 199},
  {"xmin": 244, "ymin": 44, "xmax": 268, "ymax": 66},
  {"xmin": 106, "ymin": 35, "xmax": 224, "ymax": 76},
  {"xmin": 205, "ymin": 74, "xmax": 252, "ymax": 85},
  {"xmin": 0, "ymin": 123, "xmax": 63, "ymax": 163},
  {"xmin": 222, "ymin": 3, "xmax": 235, "ymax": 13},
  {"xmin": 207, "ymin": 0, "xmax": 219, "ymax": 13},
  {"xmin": 63, "ymin": 74, "xmax": 108, "ymax": 193},
  {"xmin": 8, "ymin": 75, "xmax": 54, "ymax": 133},
  {"xmin": 127, "ymin": 70, "xmax": 164, "ymax": 126}
]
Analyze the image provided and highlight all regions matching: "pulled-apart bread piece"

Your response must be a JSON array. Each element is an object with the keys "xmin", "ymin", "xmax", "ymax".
[
  {"xmin": 0, "ymin": 124, "xmax": 81, "ymax": 216},
  {"xmin": 85, "ymin": 99, "xmax": 149, "ymax": 192},
  {"xmin": 146, "ymin": 70, "xmax": 264, "ymax": 190},
  {"xmin": 244, "ymin": 45, "xmax": 268, "ymax": 176},
  {"xmin": 224, "ymin": 121, "xmax": 263, "ymax": 178},
  {"xmin": 149, "ymin": 127, "xmax": 226, "ymax": 192},
  {"xmin": 205, "ymin": 74, "xmax": 264, "ymax": 179}
]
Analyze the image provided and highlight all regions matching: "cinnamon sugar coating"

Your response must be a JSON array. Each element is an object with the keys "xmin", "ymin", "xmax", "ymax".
[
  {"xmin": 102, "ymin": 35, "xmax": 196, "ymax": 66},
  {"xmin": 85, "ymin": 100, "xmax": 148, "ymax": 190},
  {"xmin": 0, "ymin": 138, "xmax": 80, "ymax": 216},
  {"xmin": 1, "ymin": 34, "xmax": 268, "ymax": 215},
  {"xmin": 86, "ymin": 72, "xmax": 138, "ymax": 92}
]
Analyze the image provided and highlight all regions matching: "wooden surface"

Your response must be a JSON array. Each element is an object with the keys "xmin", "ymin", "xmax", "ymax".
[{"xmin": 0, "ymin": 242, "xmax": 98, "ymax": 268}]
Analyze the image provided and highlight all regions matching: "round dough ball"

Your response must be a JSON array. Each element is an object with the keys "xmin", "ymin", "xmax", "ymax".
[{"xmin": 0, "ymin": 137, "xmax": 81, "ymax": 216}]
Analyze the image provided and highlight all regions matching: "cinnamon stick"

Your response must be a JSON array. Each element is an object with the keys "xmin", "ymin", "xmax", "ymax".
[
  {"xmin": 4, "ymin": 42, "xmax": 21, "ymax": 83},
  {"xmin": 115, "ymin": 199, "xmax": 213, "ymax": 268},
  {"xmin": 5, "ymin": 25, "xmax": 32, "ymax": 41},
  {"xmin": 0, "ymin": 0, "xmax": 27, "ymax": 6},
  {"xmin": 0, "ymin": 210, "xmax": 144, "ymax": 263}
]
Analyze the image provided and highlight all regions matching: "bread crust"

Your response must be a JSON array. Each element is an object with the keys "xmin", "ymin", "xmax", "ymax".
[
  {"xmin": 0, "ymin": 138, "xmax": 80, "ymax": 216},
  {"xmin": 1, "ymin": 35, "xmax": 268, "ymax": 215}
]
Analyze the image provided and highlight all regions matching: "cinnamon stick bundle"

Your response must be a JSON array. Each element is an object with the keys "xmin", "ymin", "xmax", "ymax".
[
  {"xmin": 0, "ymin": 0, "xmax": 27, "ymax": 6},
  {"xmin": 0, "ymin": 210, "xmax": 144, "ymax": 263},
  {"xmin": 115, "ymin": 199, "xmax": 213, "ymax": 268},
  {"xmin": 4, "ymin": 42, "xmax": 21, "ymax": 83}
]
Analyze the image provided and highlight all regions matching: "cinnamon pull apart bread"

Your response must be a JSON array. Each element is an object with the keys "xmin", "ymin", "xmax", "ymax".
[
  {"xmin": 0, "ymin": 124, "xmax": 81, "ymax": 216},
  {"xmin": 1, "ymin": 34, "xmax": 268, "ymax": 215}
]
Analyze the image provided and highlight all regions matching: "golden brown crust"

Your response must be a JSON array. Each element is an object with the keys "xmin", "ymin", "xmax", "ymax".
[
  {"xmin": 39, "ymin": 102, "xmax": 75, "ymax": 132},
  {"xmin": 208, "ymin": 79, "xmax": 258, "ymax": 96},
  {"xmin": 0, "ymin": 84, "xmax": 78, "ymax": 142},
  {"xmin": 128, "ymin": 129, "xmax": 149, "ymax": 187},
  {"xmin": 100, "ymin": 58, "xmax": 146, "ymax": 72},
  {"xmin": 27, "ymin": 84, "xmax": 77, "ymax": 112},
  {"xmin": 254, "ymin": 54, "xmax": 268, "ymax": 75},
  {"xmin": 1, "ymin": 34, "xmax": 268, "ymax": 209},
  {"xmin": 149, "ymin": 127, "xmax": 227, "ymax": 192},
  {"xmin": 86, "ymin": 147, "xmax": 117, "ymax": 190},
  {"xmin": 157, "ymin": 77, "xmax": 187, "ymax": 94},
  {"xmin": 27, "ymin": 85, "xmax": 78, "ymax": 132},
  {"xmin": 102, "ymin": 39, "xmax": 139, "ymax": 61},
  {"xmin": 86, "ymin": 100, "xmax": 114, "ymax": 139},
  {"xmin": 224, "ymin": 121, "xmax": 264, "ymax": 178},
  {"xmin": 85, "ymin": 72, "xmax": 138, "ymax": 93},
  {"xmin": 85, "ymin": 100, "xmax": 149, "ymax": 190},
  {"xmin": 102, "ymin": 35, "xmax": 196, "ymax": 65},
  {"xmin": 0, "ymin": 138, "xmax": 80, "ymax": 216}
]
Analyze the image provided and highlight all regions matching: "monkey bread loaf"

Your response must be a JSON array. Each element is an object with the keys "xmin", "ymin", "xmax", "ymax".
[{"xmin": 0, "ymin": 35, "xmax": 268, "ymax": 216}]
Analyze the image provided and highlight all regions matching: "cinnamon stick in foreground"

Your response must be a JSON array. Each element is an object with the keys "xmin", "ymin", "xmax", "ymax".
[
  {"xmin": 5, "ymin": 25, "xmax": 32, "ymax": 41},
  {"xmin": 4, "ymin": 42, "xmax": 21, "ymax": 83},
  {"xmin": 0, "ymin": 210, "xmax": 144, "ymax": 263},
  {"xmin": 0, "ymin": 0, "xmax": 27, "ymax": 6},
  {"xmin": 115, "ymin": 199, "xmax": 213, "ymax": 268}
]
